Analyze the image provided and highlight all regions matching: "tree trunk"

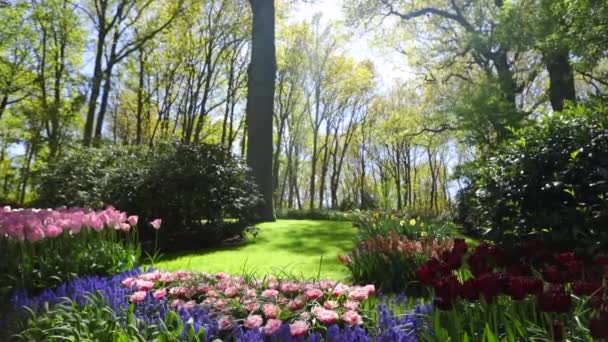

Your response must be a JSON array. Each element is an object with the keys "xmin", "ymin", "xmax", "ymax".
[
  {"xmin": 246, "ymin": 0, "xmax": 276, "ymax": 221},
  {"xmin": 136, "ymin": 50, "xmax": 146, "ymax": 144},
  {"xmin": 544, "ymin": 49, "xmax": 576, "ymax": 112},
  {"xmin": 83, "ymin": 25, "xmax": 107, "ymax": 146}
]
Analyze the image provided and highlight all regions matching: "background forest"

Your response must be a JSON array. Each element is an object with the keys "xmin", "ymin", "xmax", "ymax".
[{"xmin": 1, "ymin": 0, "xmax": 607, "ymax": 216}]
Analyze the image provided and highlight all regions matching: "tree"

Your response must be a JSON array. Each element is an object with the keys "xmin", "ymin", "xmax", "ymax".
[{"xmin": 246, "ymin": 0, "xmax": 276, "ymax": 221}]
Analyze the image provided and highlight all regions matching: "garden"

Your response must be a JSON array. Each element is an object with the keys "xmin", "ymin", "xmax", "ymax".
[{"xmin": 2, "ymin": 0, "xmax": 608, "ymax": 341}]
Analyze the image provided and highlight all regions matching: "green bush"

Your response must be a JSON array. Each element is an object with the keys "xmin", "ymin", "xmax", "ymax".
[
  {"xmin": 36, "ymin": 141, "xmax": 261, "ymax": 248},
  {"xmin": 457, "ymin": 100, "xmax": 608, "ymax": 254}
]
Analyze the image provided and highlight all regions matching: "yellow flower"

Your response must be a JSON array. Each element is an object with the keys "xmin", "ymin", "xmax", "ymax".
[
  {"xmin": 420, "ymin": 222, "xmax": 424, "ymax": 227},
  {"xmin": 399, "ymin": 220, "xmax": 406, "ymax": 226},
  {"xmin": 421, "ymin": 231, "xmax": 428, "ymax": 237},
  {"xmin": 409, "ymin": 218, "xmax": 416, "ymax": 226}
]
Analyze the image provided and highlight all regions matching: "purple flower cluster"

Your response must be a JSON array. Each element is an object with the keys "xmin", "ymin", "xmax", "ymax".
[{"xmin": 11, "ymin": 268, "xmax": 143, "ymax": 312}]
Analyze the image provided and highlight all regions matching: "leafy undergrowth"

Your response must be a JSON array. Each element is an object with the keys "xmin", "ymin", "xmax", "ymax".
[{"xmin": 153, "ymin": 220, "xmax": 357, "ymax": 280}]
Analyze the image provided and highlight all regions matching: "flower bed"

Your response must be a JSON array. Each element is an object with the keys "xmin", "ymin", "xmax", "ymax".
[
  {"xmin": 340, "ymin": 230, "xmax": 454, "ymax": 293},
  {"xmin": 0, "ymin": 206, "xmax": 143, "ymax": 296},
  {"xmin": 416, "ymin": 239, "xmax": 608, "ymax": 340},
  {"xmin": 9, "ymin": 268, "xmax": 431, "ymax": 341}
]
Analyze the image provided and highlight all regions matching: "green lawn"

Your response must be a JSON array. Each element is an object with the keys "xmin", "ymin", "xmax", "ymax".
[{"xmin": 153, "ymin": 220, "xmax": 356, "ymax": 280}]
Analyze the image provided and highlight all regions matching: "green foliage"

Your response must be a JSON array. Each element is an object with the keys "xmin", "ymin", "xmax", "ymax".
[
  {"xmin": 422, "ymin": 287, "xmax": 595, "ymax": 341},
  {"xmin": 457, "ymin": 100, "xmax": 608, "ymax": 253},
  {"xmin": 12, "ymin": 294, "xmax": 201, "ymax": 342},
  {"xmin": 36, "ymin": 141, "xmax": 262, "ymax": 248},
  {"xmin": 353, "ymin": 213, "xmax": 455, "ymax": 242},
  {"xmin": 0, "ymin": 229, "xmax": 139, "ymax": 301}
]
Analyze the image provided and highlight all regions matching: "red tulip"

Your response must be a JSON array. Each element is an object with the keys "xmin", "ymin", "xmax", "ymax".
[
  {"xmin": 537, "ymin": 285, "xmax": 572, "ymax": 313},
  {"xmin": 542, "ymin": 266, "xmax": 566, "ymax": 284},
  {"xmin": 433, "ymin": 275, "xmax": 460, "ymax": 302},
  {"xmin": 460, "ymin": 279, "xmax": 479, "ymax": 301},
  {"xmin": 452, "ymin": 238, "xmax": 468, "ymax": 255},
  {"xmin": 476, "ymin": 273, "xmax": 502, "ymax": 300},
  {"xmin": 572, "ymin": 281, "xmax": 601, "ymax": 296},
  {"xmin": 416, "ymin": 266, "xmax": 434, "ymax": 286},
  {"xmin": 593, "ymin": 255, "xmax": 608, "ymax": 267},
  {"xmin": 589, "ymin": 317, "xmax": 608, "ymax": 339},
  {"xmin": 556, "ymin": 252, "xmax": 576, "ymax": 264},
  {"xmin": 433, "ymin": 297, "xmax": 454, "ymax": 311}
]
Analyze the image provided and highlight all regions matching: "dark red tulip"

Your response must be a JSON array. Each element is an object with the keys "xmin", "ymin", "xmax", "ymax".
[
  {"xmin": 537, "ymin": 285, "xmax": 572, "ymax": 313},
  {"xmin": 507, "ymin": 276, "xmax": 528, "ymax": 300},
  {"xmin": 433, "ymin": 297, "xmax": 454, "ymax": 311},
  {"xmin": 460, "ymin": 279, "xmax": 479, "ymax": 301},
  {"xmin": 433, "ymin": 275, "xmax": 460, "ymax": 302},
  {"xmin": 556, "ymin": 252, "xmax": 576, "ymax": 264},
  {"xmin": 477, "ymin": 273, "xmax": 502, "ymax": 300},
  {"xmin": 416, "ymin": 266, "xmax": 434, "ymax": 286},
  {"xmin": 542, "ymin": 266, "xmax": 566, "ymax": 284},
  {"xmin": 452, "ymin": 238, "xmax": 468, "ymax": 255},
  {"xmin": 507, "ymin": 264, "xmax": 531, "ymax": 276},
  {"xmin": 589, "ymin": 317, "xmax": 608, "ymax": 339},
  {"xmin": 525, "ymin": 277, "xmax": 544, "ymax": 295},
  {"xmin": 593, "ymin": 255, "xmax": 608, "ymax": 267},
  {"xmin": 446, "ymin": 250, "xmax": 463, "ymax": 270},
  {"xmin": 572, "ymin": 281, "xmax": 601, "ymax": 296}
]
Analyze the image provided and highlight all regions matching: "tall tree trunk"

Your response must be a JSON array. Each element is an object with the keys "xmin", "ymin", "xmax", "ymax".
[
  {"xmin": 246, "ymin": 0, "xmax": 276, "ymax": 221},
  {"xmin": 544, "ymin": 49, "xmax": 576, "ymax": 112},
  {"xmin": 136, "ymin": 50, "xmax": 146, "ymax": 144},
  {"xmin": 84, "ymin": 25, "xmax": 107, "ymax": 146}
]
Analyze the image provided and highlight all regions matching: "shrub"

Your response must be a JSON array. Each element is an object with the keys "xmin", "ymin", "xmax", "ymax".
[
  {"xmin": 36, "ymin": 141, "xmax": 261, "ymax": 248},
  {"xmin": 457, "ymin": 101, "xmax": 608, "ymax": 254},
  {"xmin": 136, "ymin": 142, "xmax": 260, "ymax": 246},
  {"xmin": 0, "ymin": 207, "xmax": 140, "ymax": 304}
]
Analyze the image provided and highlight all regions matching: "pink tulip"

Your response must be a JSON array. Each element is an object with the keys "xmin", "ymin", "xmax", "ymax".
[
  {"xmin": 121, "ymin": 277, "xmax": 136, "ymax": 288},
  {"xmin": 314, "ymin": 308, "xmax": 339, "ymax": 325},
  {"xmin": 343, "ymin": 300, "xmax": 360, "ymax": 311},
  {"xmin": 323, "ymin": 300, "xmax": 339, "ymax": 310},
  {"xmin": 130, "ymin": 291, "xmax": 147, "ymax": 303},
  {"xmin": 262, "ymin": 303, "xmax": 280, "ymax": 318},
  {"xmin": 153, "ymin": 289, "xmax": 167, "ymax": 300},
  {"xmin": 304, "ymin": 288, "xmax": 323, "ymax": 300},
  {"xmin": 218, "ymin": 316, "xmax": 234, "ymax": 331},
  {"xmin": 263, "ymin": 319, "xmax": 282, "ymax": 335},
  {"xmin": 45, "ymin": 224, "xmax": 62, "ymax": 238},
  {"xmin": 342, "ymin": 311, "xmax": 363, "ymax": 326},
  {"xmin": 136, "ymin": 280, "xmax": 155, "ymax": 291},
  {"xmin": 127, "ymin": 215, "xmax": 138, "ymax": 226},
  {"xmin": 261, "ymin": 289, "xmax": 279, "ymax": 298},
  {"xmin": 290, "ymin": 320, "xmax": 308, "ymax": 337},
  {"xmin": 244, "ymin": 315, "xmax": 264, "ymax": 329},
  {"xmin": 150, "ymin": 218, "xmax": 162, "ymax": 230}
]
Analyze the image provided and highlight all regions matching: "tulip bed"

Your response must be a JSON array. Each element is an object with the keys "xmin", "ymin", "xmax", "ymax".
[
  {"xmin": 416, "ymin": 239, "xmax": 608, "ymax": 340},
  {"xmin": 6, "ymin": 268, "xmax": 431, "ymax": 341},
  {"xmin": 0, "ymin": 206, "xmax": 146, "ymax": 300}
]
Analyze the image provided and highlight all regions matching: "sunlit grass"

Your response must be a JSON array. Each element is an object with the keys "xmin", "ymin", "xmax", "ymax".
[{"xmin": 152, "ymin": 220, "xmax": 356, "ymax": 280}]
